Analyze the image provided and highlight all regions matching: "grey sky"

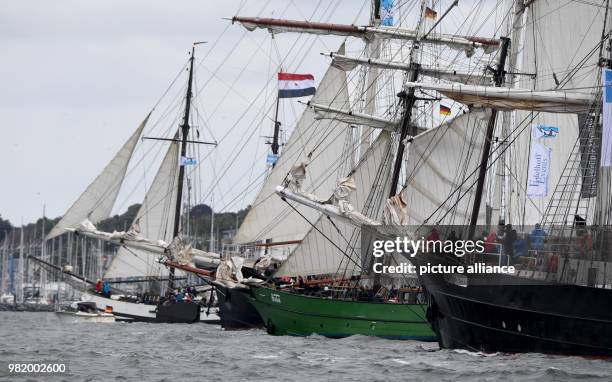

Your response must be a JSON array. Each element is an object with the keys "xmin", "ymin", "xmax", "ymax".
[
  {"xmin": 1, "ymin": 0, "xmax": 502, "ymax": 226},
  {"xmin": 0, "ymin": 0, "xmax": 373, "ymax": 225}
]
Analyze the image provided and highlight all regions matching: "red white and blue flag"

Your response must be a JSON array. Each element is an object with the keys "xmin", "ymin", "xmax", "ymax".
[{"xmin": 278, "ymin": 72, "xmax": 316, "ymax": 98}]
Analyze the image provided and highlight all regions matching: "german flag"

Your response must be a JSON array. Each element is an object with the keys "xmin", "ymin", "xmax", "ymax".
[
  {"xmin": 424, "ymin": 7, "xmax": 437, "ymax": 19},
  {"xmin": 440, "ymin": 104, "xmax": 451, "ymax": 116}
]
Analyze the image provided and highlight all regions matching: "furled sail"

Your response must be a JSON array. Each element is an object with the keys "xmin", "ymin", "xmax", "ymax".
[
  {"xmin": 275, "ymin": 131, "xmax": 394, "ymax": 277},
  {"xmin": 104, "ymin": 133, "xmax": 180, "ymax": 279},
  {"xmin": 232, "ymin": 16, "xmax": 499, "ymax": 56},
  {"xmin": 392, "ymin": 111, "xmax": 490, "ymax": 226},
  {"xmin": 329, "ymin": 53, "xmax": 493, "ymax": 85},
  {"xmin": 233, "ymin": 45, "xmax": 351, "ymax": 245},
  {"xmin": 46, "ymin": 115, "xmax": 149, "ymax": 240},
  {"xmin": 310, "ymin": 101, "xmax": 399, "ymax": 132},
  {"xmin": 403, "ymin": 82, "xmax": 595, "ymax": 114}
]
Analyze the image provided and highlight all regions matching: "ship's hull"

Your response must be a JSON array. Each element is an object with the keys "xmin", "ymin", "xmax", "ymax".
[
  {"xmin": 248, "ymin": 286, "xmax": 436, "ymax": 340},
  {"xmin": 55, "ymin": 311, "xmax": 115, "ymax": 323},
  {"xmin": 81, "ymin": 293, "xmax": 219, "ymax": 324},
  {"xmin": 216, "ymin": 284, "xmax": 263, "ymax": 330},
  {"xmin": 417, "ymin": 255, "xmax": 612, "ymax": 355}
]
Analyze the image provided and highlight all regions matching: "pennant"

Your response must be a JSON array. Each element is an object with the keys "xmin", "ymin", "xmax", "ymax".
[
  {"xmin": 602, "ymin": 68, "xmax": 612, "ymax": 167},
  {"xmin": 180, "ymin": 156, "xmax": 197, "ymax": 166},
  {"xmin": 532, "ymin": 124, "xmax": 559, "ymax": 139},
  {"xmin": 380, "ymin": 0, "xmax": 394, "ymax": 26},
  {"xmin": 424, "ymin": 7, "xmax": 437, "ymax": 19},
  {"xmin": 278, "ymin": 72, "xmax": 316, "ymax": 98},
  {"xmin": 266, "ymin": 154, "xmax": 279, "ymax": 165}
]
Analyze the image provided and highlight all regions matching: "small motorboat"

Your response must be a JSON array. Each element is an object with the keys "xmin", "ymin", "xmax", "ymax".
[{"xmin": 55, "ymin": 301, "xmax": 115, "ymax": 323}]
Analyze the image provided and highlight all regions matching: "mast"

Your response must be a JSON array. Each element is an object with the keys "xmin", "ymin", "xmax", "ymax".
[
  {"xmin": 271, "ymin": 97, "xmax": 281, "ymax": 156},
  {"xmin": 389, "ymin": 64, "xmax": 420, "ymax": 197},
  {"xmin": 169, "ymin": 45, "xmax": 196, "ymax": 290},
  {"xmin": 209, "ymin": 194, "xmax": 215, "ymax": 252},
  {"xmin": 468, "ymin": 37, "xmax": 511, "ymax": 236},
  {"xmin": 17, "ymin": 224, "xmax": 24, "ymax": 304},
  {"xmin": 388, "ymin": 0, "xmax": 428, "ymax": 197}
]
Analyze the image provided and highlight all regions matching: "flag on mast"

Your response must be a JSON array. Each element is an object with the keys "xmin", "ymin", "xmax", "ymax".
[
  {"xmin": 440, "ymin": 104, "xmax": 451, "ymax": 116},
  {"xmin": 602, "ymin": 68, "xmax": 612, "ymax": 167},
  {"xmin": 278, "ymin": 72, "xmax": 316, "ymax": 98},
  {"xmin": 380, "ymin": 0, "xmax": 394, "ymax": 26},
  {"xmin": 424, "ymin": 7, "xmax": 438, "ymax": 19}
]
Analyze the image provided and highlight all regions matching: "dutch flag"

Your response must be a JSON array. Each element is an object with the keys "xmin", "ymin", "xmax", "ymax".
[{"xmin": 278, "ymin": 72, "xmax": 316, "ymax": 98}]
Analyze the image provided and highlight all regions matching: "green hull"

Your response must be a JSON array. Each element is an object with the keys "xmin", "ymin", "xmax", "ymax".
[{"xmin": 248, "ymin": 286, "xmax": 437, "ymax": 340}]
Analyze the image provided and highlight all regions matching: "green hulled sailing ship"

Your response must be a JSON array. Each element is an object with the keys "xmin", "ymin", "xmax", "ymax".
[
  {"xmin": 249, "ymin": 285, "xmax": 434, "ymax": 339},
  {"xmin": 225, "ymin": 0, "xmax": 500, "ymax": 339}
]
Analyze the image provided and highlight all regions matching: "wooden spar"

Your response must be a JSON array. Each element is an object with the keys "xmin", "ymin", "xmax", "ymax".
[
  {"xmin": 232, "ymin": 16, "xmax": 363, "ymax": 36},
  {"xmin": 253, "ymin": 239, "xmax": 301, "ymax": 247},
  {"xmin": 231, "ymin": 16, "xmax": 500, "ymax": 48},
  {"xmin": 28, "ymin": 255, "xmax": 94, "ymax": 285},
  {"xmin": 163, "ymin": 260, "xmax": 215, "ymax": 277}
]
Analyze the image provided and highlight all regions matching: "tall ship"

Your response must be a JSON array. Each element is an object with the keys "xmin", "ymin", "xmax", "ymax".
[
  {"xmin": 273, "ymin": 0, "xmax": 612, "ymax": 354},
  {"xmin": 41, "ymin": 44, "xmax": 221, "ymax": 323},
  {"xmin": 220, "ymin": 0, "xmax": 504, "ymax": 339}
]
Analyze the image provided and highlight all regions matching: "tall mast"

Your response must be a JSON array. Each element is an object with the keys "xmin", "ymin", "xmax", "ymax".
[
  {"xmin": 271, "ymin": 97, "xmax": 281, "ymax": 156},
  {"xmin": 388, "ymin": 1, "xmax": 427, "ymax": 197},
  {"xmin": 169, "ymin": 45, "xmax": 196, "ymax": 289},
  {"xmin": 468, "ymin": 37, "xmax": 511, "ymax": 236}
]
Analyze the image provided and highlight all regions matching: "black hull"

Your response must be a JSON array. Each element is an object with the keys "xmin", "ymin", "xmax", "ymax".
[
  {"xmin": 417, "ymin": 255, "xmax": 612, "ymax": 355},
  {"xmin": 216, "ymin": 285, "xmax": 263, "ymax": 330},
  {"xmin": 155, "ymin": 301, "xmax": 201, "ymax": 324}
]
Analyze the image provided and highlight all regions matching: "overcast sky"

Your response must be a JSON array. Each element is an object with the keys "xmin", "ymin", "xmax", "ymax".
[
  {"xmin": 1, "ymin": 0, "xmax": 505, "ymax": 226},
  {"xmin": 0, "ymin": 0, "xmax": 377, "ymax": 225}
]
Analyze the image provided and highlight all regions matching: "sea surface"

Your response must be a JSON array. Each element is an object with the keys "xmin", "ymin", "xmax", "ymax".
[{"xmin": 0, "ymin": 312, "xmax": 610, "ymax": 382}]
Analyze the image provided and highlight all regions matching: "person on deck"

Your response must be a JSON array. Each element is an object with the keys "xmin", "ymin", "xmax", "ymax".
[
  {"xmin": 484, "ymin": 230, "xmax": 498, "ymax": 254},
  {"xmin": 102, "ymin": 281, "xmax": 111, "ymax": 297},
  {"xmin": 95, "ymin": 279, "xmax": 102, "ymax": 294},
  {"xmin": 530, "ymin": 224, "xmax": 547, "ymax": 251},
  {"xmin": 504, "ymin": 225, "xmax": 517, "ymax": 257},
  {"xmin": 426, "ymin": 228, "xmax": 441, "ymax": 243}
]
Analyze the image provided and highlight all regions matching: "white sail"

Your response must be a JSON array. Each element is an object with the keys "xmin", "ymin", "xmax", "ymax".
[
  {"xmin": 310, "ymin": 102, "xmax": 399, "ymax": 132},
  {"xmin": 506, "ymin": 2, "xmax": 604, "ymax": 225},
  {"xmin": 234, "ymin": 45, "xmax": 351, "ymax": 245},
  {"xmin": 394, "ymin": 110, "xmax": 490, "ymax": 226},
  {"xmin": 330, "ymin": 53, "xmax": 493, "ymax": 85},
  {"xmin": 403, "ymin": 82, "xmax": 595, "ymax": 114},
  {"xmin": 275, "ymin": 131, "xmax": 393, "ymax": 277},
  {"xmin": 47, "ymin": 115, "xmax": 149, "ymax": 240},
  {"xmin": 104, "ymin": 133, "xmax": 180, "ymax": 279}
]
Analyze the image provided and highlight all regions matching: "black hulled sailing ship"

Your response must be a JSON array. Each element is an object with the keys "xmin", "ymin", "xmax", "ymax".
[
  {"xmin": 391, "ymin": 1, "xmax": 612, "ymax": 355},
  {"xmin": 247, "ymin": 0, "xmax": 612, "ymax": 352}
]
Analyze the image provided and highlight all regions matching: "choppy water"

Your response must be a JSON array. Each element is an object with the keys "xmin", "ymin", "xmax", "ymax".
[{"xmin": 1, "ymin": 312, "xmax": 611, "ymax": 381}]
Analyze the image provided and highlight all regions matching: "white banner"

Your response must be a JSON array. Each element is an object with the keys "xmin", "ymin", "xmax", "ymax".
[
  {"xmin": 602, "ymin": 68, "xmax": 612, "ymax": 167},
  {"xmin": 527, "ymin": 143, "xmax": 552, "ymax": 197}
]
